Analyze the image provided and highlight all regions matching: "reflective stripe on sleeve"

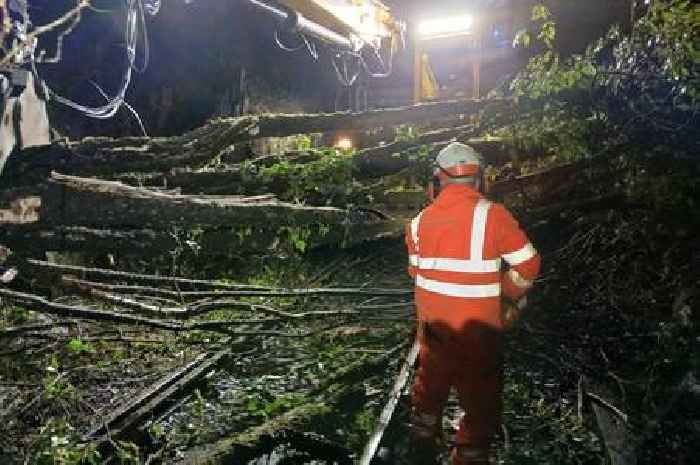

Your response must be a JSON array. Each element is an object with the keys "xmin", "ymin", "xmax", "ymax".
[
  {"xmin": 507, "ymin": 268, "xmax": 534, "ymax": 289},
  {"xmin": 470, "ymin": 199, "xmax": 491, "ymax": 261},
  {"xmin": 415, "ymin": 256, "xmax": 501, "ymax": 273},
  {"xmin": 502, "ymin": 242, "xmax": 538, "ymax": 266},
  {"xmin": 409, "ymin": 254, "xmax": 419, "ymax": 266},
  {"xmin": 416, "ymin": 275, "xmax": 501, "ymax": 298},
  {"xmin": 410, "ymin": 211, "xmax": 424, "ymax": 249}
]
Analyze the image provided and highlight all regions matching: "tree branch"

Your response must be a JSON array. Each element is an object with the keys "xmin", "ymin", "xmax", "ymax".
[{"xmin": 0, "ymin": 0, "xmax": 92, "ymax": 67}]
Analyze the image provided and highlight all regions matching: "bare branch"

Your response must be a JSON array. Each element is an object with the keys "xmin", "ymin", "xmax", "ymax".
[
  {"xmin": 0, "ymin": 321, "xmax": 78, "ymax": 338},
  {"xmin": 0, "ymin": 0, "xmax": 92, "ymax": 67},
  {"xmin": 58, "ymin": 274, "xmax": 411, "ymax": 299},
  {"xmin": 0, "ymin": 287, "xmax": 336, "ymax": 337}
]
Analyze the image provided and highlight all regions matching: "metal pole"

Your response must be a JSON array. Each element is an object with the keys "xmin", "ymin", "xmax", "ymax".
[
  {"xmin": 247, "ymin": 0, "xmax": 354, "ymax": 51},
  {"xmin": 358, "ymin": 338, "xmax": 421, "ymax": 465},
  {"xmin": 413, "ymin": 39, "xmax": 422, "ymax": 104}
]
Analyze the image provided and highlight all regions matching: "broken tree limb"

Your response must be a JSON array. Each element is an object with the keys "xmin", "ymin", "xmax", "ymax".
[
  {"xmin": 0, "ymin": 226, "xmax": 180, "ymax": 257},
  {"xmin": 0, "ymin": 288, "xmax": 343, "ymax": 336},
  {"xmin": 0, "ymin": 171, "xmax": 398, "ymax": 254},
  {"xmin": 58, "ymin": 275, "xmax": 412, "ymax": 299},
  {"xmin": 353, "ymin": 131, "xmax": 515, "ymax": 178},
  {"xmin": 190, "ymin": 98, "xmax": 508, "ymax": 144},
  {"xmin": 69, "ymin": 285, "xmax": 380, "ymax": 321},
  {"xmin": 28, "ymin": 259, "xmax": 274, "ymax": 290},
  {"xmin": 39, "ymin": 171, "xmax": 358, "ymax": 229},
  {"xmin": 0, "ymin": 321, "xmax": 78, "ymax": 338},
  {"xmin": 2, "ymin": 99, "xmax": 508, "ymax": 184},
  {"xmin": 586, "ymin": 391, "xmax": 629, "ymax": 424}
]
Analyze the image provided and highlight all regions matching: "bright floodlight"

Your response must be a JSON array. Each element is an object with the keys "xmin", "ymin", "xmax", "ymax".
[
  {"xmin": 335, "ymin": 138, "xmax": 354, "ymax": 150},
  {"xmin": 419, "ymin": 15, "xmax": 474, "ymax": 38}
]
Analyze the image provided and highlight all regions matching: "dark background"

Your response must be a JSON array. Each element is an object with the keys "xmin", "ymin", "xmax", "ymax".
[{"xmin": 28, "ymin": 0, "xmax": 631, "ymax": 138}]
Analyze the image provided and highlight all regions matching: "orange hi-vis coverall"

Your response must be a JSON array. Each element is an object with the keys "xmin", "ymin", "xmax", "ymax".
[{"xmin": 405, "ymin": 183, "xmax": 541, "ymax": 464}]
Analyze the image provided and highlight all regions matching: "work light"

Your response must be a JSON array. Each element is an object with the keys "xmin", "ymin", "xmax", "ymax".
[{"xmin": 418, "ymin": 14, "xmax": 474, "ymax": 39}]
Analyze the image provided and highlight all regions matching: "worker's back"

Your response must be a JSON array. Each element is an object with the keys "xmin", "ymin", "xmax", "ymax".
[{"xmin": 406, "ymin": 183, "xmax": 540, "ymax": 331}]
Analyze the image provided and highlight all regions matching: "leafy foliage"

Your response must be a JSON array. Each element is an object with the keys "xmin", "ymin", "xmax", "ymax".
[
  {"xmin": 501, "ymin": 1, "xmax": 699, "ymax": 161},
  {"xmin": 66, "ymin": 338, "xmax": 96, "ymax": 355},
  {"xmin": 29, "ymin": 420, "xmax": 101, "ymax": 465},
  {"xmin": 241, "ymin": 148, "xmax": 361, "ymax": 206}
]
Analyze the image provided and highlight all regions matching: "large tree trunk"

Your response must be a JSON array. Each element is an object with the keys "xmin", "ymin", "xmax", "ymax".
[
  {"xmin": 0, "ymin": 172, "xmax": 398, "ymax": 257},
  {"xmin": 0, "ymin": 98, "xmax": 515, "ymax": 258}
]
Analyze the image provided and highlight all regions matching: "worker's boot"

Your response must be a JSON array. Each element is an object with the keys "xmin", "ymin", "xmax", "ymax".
[
  {"xmin": 408, "ymin": 410, "xmax": 442, "ymax": 465},
  {"xmin": 408, "ymin": 436, "xmax": 441, "ymax": 465},
  {"xmin": 450, "ymin": 445, "xmax": 492, "ymax": 465}
]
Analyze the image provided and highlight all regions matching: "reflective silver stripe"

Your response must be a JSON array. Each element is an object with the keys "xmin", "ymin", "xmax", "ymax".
[
  {"xmin": 409, "ymin": 254, "xmax": 419, "ymax": 266},
  {"xmin": 410, "ymin": 211, "xmax": 424, "ymax": 250},
  {"xmin": 470, "ymin": 199, "xmax": 491, "ymax": 261},
  {"xmin": 507, "ymin": 268, "xmax": 533, "ymax": 289},
  {"xmin": 416, "ymin": 275, "xmax": 501, "ymax": 298},
  {"xmin": 502, "ymin": 242, "xmax": 537, "ymax": 266},
  {"xmin": 416, "ymin": 257, "xmax": 501, "ymax": 273}
]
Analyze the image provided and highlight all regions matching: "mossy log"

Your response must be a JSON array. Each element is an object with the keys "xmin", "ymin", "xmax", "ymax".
[{"xmin": 0, "ymin": 172, "xmax": 399, "ymax": 257}]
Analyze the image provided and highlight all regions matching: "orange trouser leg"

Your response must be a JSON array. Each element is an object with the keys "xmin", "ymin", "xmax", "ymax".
[
  {"xmin": 452, "ymin": 326, "xmax": 503, "ymax": 465},
  {"xmin": 451, "ymin": 367, "xmax": 503, "ymax": 465},
  {"xmin": 411, "ymin": 336, "xmax": 452, "ymax": 438}
]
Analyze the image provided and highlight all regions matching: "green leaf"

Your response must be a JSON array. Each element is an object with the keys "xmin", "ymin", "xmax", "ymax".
[
  {"xmin": 532, "ymin": 4, "xmax": 551, "ymax": 21},
  {"xmin": 539, "ymin": 21, "xmax": 557, "ymax": 48},
  {"xmin": 67, "ymin": 338, "xmax": 95, "ymax": 354},
  {"xmin": 514, "ymin": 29, "xmax": 532, "ymax": 48}
]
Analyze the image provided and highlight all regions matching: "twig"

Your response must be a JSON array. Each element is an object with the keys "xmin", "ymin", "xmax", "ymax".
[
  {"xmin": 586, "ymin": 391, "xmax": 628, "ymax": 424},
  {"xmin": 30, "ymin": 259, "xmax": 272, "ymax": 290},
  {"xmin": 0, "ymin": 287, "xmax": 337, "ymax": 337},
  {"xmin": 48, "ymin": 266, "xmax": 412, "ymax": 297},
  {"xmin": 577, "ymin": 375, "xmax": 584, "ymax": 421},
  {"xmin": 76, "ymin": 286, "xmax": 370, "ymax": 320},
  {"xmin": 0, "ymin": 321, "xmax": 78, "ymax": 337}
]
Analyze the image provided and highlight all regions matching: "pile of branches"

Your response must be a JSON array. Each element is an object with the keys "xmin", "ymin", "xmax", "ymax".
[
  {"xmin": 0, "ymin": 250, "xmax": 414, "ymax": 463},
  {"xmin": 511, "ymin": 170, "xmax": 700, "ymax": 464}
]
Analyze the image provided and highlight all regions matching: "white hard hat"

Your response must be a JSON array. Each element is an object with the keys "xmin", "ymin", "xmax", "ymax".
[{"xmin": 435, "ymin": 142, "xmax": 483, "ymax": 177}]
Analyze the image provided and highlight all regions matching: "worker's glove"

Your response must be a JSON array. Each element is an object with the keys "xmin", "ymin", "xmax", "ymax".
[{"xmin": 502, "ymin": 296, "xmax": 527, "ymax": 330}]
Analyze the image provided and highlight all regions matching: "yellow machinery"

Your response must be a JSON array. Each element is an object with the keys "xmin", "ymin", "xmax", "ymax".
[
  {"xmin": 414, "ymin": 13, "xmax": 482, "ymax": 103},
  {"xmin": 278, "ymin": 0, "xmax": 402, "ymax": 51},
  {"xmin": 413, "ymin": 5, "xmax": 516, "ymax": 103},
  {"xmin": 249, "ymin": 0, "xmax": 404, "ymax": 57},
  {"xmin": 248, "ymin": 0, "xmax": 405, "ymax": 88}
]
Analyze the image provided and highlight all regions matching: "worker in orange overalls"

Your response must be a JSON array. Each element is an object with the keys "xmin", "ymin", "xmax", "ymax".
[{"xmin": 405, "ymin": 142, "xmax": 541, "ymax": 464}]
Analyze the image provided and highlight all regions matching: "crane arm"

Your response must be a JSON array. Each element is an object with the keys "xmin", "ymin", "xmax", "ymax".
[{"xmin": 249, "ymin": 0, "xmax": 404, "ymax": 52}]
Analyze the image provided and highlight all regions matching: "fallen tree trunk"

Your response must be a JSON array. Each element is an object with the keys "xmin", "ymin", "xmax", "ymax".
[
  {"xmin": 2, "ymin": 99, "xmax": 508, "ymax": 183},
  {"xmin": 40, "ymin": 172, "xmax": 354, "ymax": 228},
  {"xmin": 192, "ymin": 98, "xmax": 506, "ymax": 144},
  {"xmin": 0, "ymin": 172, "xmax": 398, "ymax": 256}
]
